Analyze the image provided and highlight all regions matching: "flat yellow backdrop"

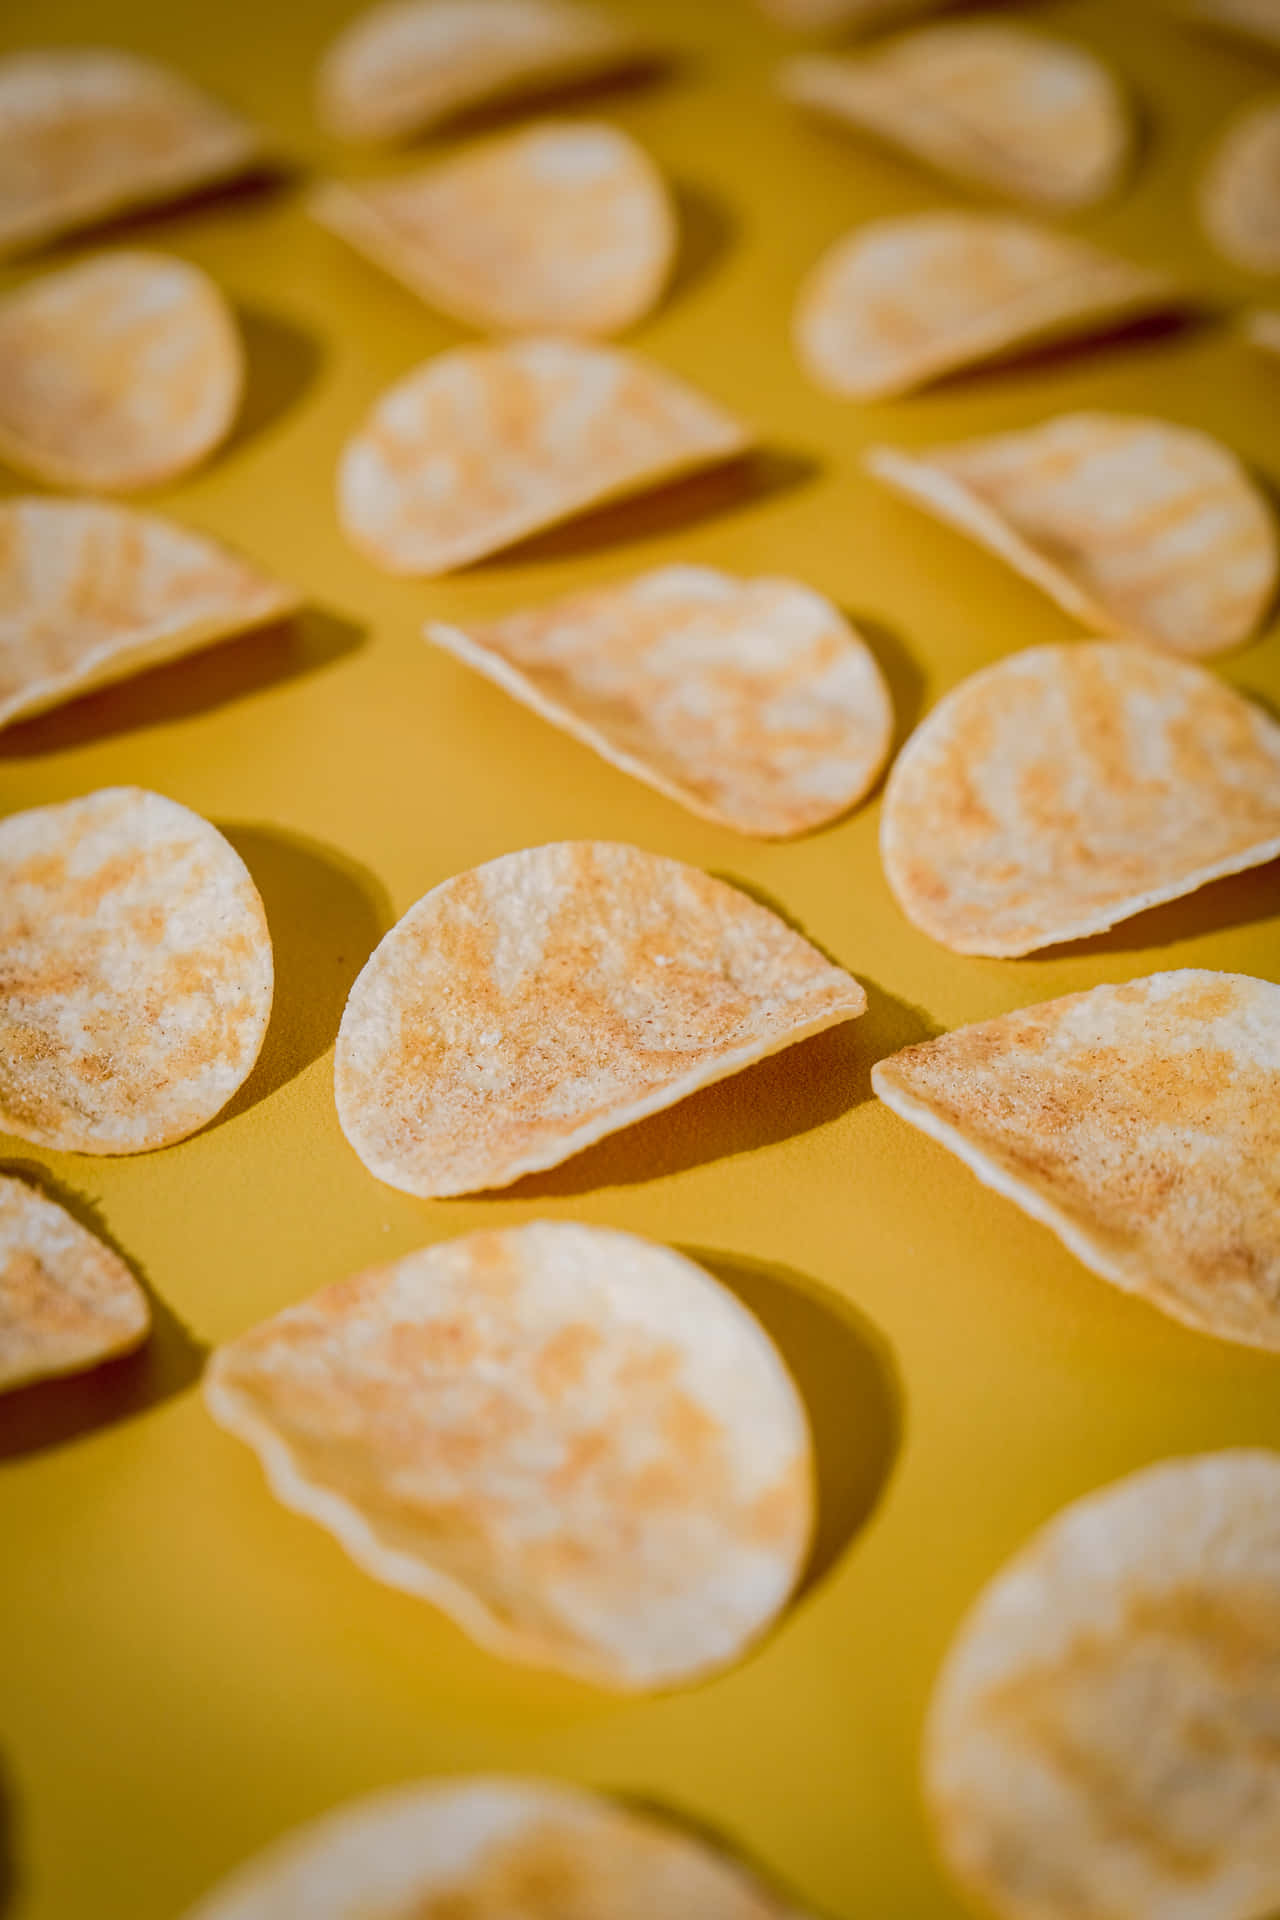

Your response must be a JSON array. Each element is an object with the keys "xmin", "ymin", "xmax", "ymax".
[{"xmin": 1, "ymin": 1, "xmax": 1278, "ymax": 1914}]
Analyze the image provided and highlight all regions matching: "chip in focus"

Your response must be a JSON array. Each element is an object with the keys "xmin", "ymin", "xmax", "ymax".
[{"xmin": 0, "ymin": 1174, "xmax": 149, "ymax": 1392}]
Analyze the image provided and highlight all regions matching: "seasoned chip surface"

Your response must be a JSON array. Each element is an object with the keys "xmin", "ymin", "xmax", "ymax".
[
  {"xmin": 0, "ymin": 1175, "xmax": 149, "ymax": 1391},
  {"xmin": 335, "ymin": 840, "xmax": 864, "ymax": 1196},
  {"xmin": 881, "ymin": 642, "xmax": 1280, "ymax": 956},
  {"xmin": 927, "ymin": 1450, "xmax": 1280, "ymax": 1918},
  {"xmin": 0, "ymin": 787, "xmax": 273, "ymax": 1154},
  {"xmin": 206, "ymin": 1224, "xmax": 814, "ymax": 1689},
  {"xmin": 1200, "ymin": 98, "xmax": 1280, "ymax": 274}
]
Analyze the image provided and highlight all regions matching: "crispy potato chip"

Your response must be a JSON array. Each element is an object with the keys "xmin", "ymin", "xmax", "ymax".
[
  {"xmin": 926, "ymin": 1450, "xmax": 1280, "ymax": 1918},
  {"xmin": 0, "ymin": 250, "xmax": 242, "ymax": 493},
  {"xmin": 426, "ymin": 566, "xmax": 893, "ymax": 836},
  {"xmin": 0, "ymin": 48, "xmax": 261, "ymax": 258},
  {"xmin": 335, "ymin": 841, "xmax": 864, "ymax": 1196},
  {"xmin": 311, "ymin": 120, "xmax": 674, "ymax": 337},
  {"xmin": 0, "ymin": 787, "xmax": 273, "ymax": 1154},
  {"xmin": 880, "ymin": 642, "xmax": 1280, "ymax": 956},
  {"xmin": 338, "ymin": 337, "xmax": 751, "ymax": 575},
  {"xmin": 781, "ymin": 25, "xmax": 1131, "ymax": 209},
  {"xmin": 795, "ymin": 212, "xmax": 1178, "ymax": 400},
  {"xmin": 206, "ymin": 1224, "xmax": 814, "ymax": 1689},
  {"xmin": 758, "ymin": 0, "xmax": 947, "ymax": 30},
  {"xmin": 1200, "ymin": 97, "xmax": 1280, "ymax": 274},
  {"xmin": 865, "ymin": 414, "xmax": 1278, "ymax": 658},
  {"xmin": 1183, "ymin": 0, "xmax": 1280, "ymax": 53},
  {"xmin": 0, "ymin": 1175, "xmax": 148, "ymax": 1391},
  {"xmin": 873, "ymin": 971, "xmax": 1280, "ymax": 1348},
  {"xmin": 1248, "ymin": 306, "xmax": 1280, "ymax": 353}
]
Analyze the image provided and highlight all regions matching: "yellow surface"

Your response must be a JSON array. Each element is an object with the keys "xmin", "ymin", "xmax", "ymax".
[{"xmin": 1, "ymin": 1, "xmax": 1278, "ymax": 1914}]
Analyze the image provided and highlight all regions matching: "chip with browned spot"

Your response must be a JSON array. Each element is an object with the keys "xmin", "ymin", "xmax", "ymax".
[
  {"xmin": 1200, "ymin": 97, "xmax": 1280, "ymax": 274},
  {"xmin": 1183, "ymin": 0, "xmax": 1280, "ymax": 53},
  {"xmin": 0, "ymin": 1174, "xmax": 149, "ymax": 1392}
]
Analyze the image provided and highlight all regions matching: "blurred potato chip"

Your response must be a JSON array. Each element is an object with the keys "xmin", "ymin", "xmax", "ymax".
[
  {"xmin": 925, "ymin": 1450, "xmax": 1280, "ymax": 1917},
  {"xmin": 311, "ymin": 119, "xmax": 675, "ymax": 336},
  {"xmin": 0, "ymin": 48, "xmax": 261, "ymax": 257},
  {"xmin": 880, "ymin": 641, "xmax": 1280, "ymax": 956},
  {"xmin": 1248, "ymin": 307, "xmax": 1280, "ymax": 353},
  {"xmin": 0, "ymin": 1174, "xmax": 149, "ymax": 1391},
  {"xmin": 758, "ymin": 0, "xmax": 947, "ymax": 30},
  {"xmin": 865, "ymin": 414, "xmax": 1277, "ymax": 658},
  {"xmin": 1184, "ymin": 0, "xmax": 1280, "ymax": 52},
  {"xmin": 0, "ymin": 250, "xmax": 242, "ymax": 493},
  {"xmin": 873, "ymin": 971, "xmax": 1280, "ymax": 1348},
  {"xmin": 1200, "ymin": 97, "xmax": 1280, "ymax": 274},
  {"xmin": 0, "ymin": 787, "xmax": 273, "ymax": 1154},
  {"xmin": 795, "ymin": 213, "xmax": 1178, "ymax": 399},
  {"xmin": 206, "ymin": 1223, "xmax": 814, "ymax": 1689},
  {"xmin": 335, "ymin": 840, "xmax": 864, "ymax": 1196},
  {"xmin": 338, "ymin": 337, "xmax": 751, "ymax": 575}
]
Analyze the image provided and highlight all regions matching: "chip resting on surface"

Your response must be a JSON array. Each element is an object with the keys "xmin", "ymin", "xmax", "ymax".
[
  {"xmin": 206, "ymin": 1224, "xmax": 814, "ymax": 1689},
  {"xmin": 781, "ymin": 25, "xmax": 1131, "ymax": 209},
  {"xmin": 865, "ymin": 414, "xmax": 1277, "ymax": 658},
  {"xmin": 795, "ymin": 213, "xmax": 1178, "ymax": 400},
  {"xmin": 1199, "ymin": 97, "xmax": 1280, "ymax": 274},
  {"xmin": 0, "ymin": 787, "xmax": 273, "ymax": 1155},
  {"xmin": 336, "ymin": 841, "xmax": 864, "ymax": 1196},
  {"xmin": 1248, "ymin": 307, "xmax": 1280, "ymax": 353},
  {"xmin": 338, "ymin": 338, "xmax": 751, "ymax": 575},
  {"xmin": 311, "ymin": 119, "xmax": 675, "ymax": 337},
  {"xmin": 1183, "ymin": 0, "xmax": 1280, "ymax": 52},
  {"xmin": 926, "ymin": 1450, "xmax": 1280, "ymax": 1918},
  {"xmin": 0, "ymin": 1175, "xmax": 149, "ymax": 1392},
  {"xmin": 0, "ymin": 250, "xmax": 243, "ymax": 493}
]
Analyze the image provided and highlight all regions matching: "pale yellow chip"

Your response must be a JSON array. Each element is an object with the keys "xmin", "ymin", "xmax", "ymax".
[
  {"xmin": 0, "ymin": 250, "xmax": 243, "ymax": 493},
  {"xmin": 795, "ymin": 212, "xmax": 1178, "ymax": 400},
  {"xmin": 926, "ymin": 1450, "xmax": 1280, "ymax": 1918},
  {"xmin": 873, "ymin": 971, "xmax": 1280, "ymax": 1348},
  {"xmin": 880, "ymin": 641, "xmax": 1280, "ymax": 957},
  {"xmin": 866, "ymin": 414, "xmax": 1278, "ymax": 658},
  {"xmin": 0, "ymin": 1174, "xmax": 149, "ymax": 1392},
  {"xmin": 337, "ymin": 337, "xmax": 752, "ymax": 575},
  {"xmin": 758, "ymin": 0, "xmax": 948, "ymax": 31},
  {"xmin": 1248, "ymin": 306, "xmax": 1280, "ymax": 353},
  {"xmin": 0, "ymin": 787, "xmax": 273, "ymax": 1155},
  {"xmin": 206, "ymin": 1224, "xmax": 814, "ymax": 1690},
  {"xmin": 335, "ymin": 840, "xmax": 865, "ymax": 1196},
  {"xmin": 1183, "ymin": 0, "xmax": 1280, "ymax": 54},
  {"xmin": 1200, "ymin": 96, "xmax": 1280, "ymax": 274}
]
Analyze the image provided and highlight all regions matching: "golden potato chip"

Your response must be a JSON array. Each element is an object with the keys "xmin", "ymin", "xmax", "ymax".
[
  {"xmin": 795, "ymin": 213, "xmax": 1178, "ymax": 400},
  {"xmin": 758, "ymin": 0, "xmax": 946, "ymax": 30},
  {"xmin": 426, "ymin": 566, "xmax": 893, "ymax": 836},
  {"xmin": 1200, "ymin": 97, "xmax": 1280, "ymax": 274},
  {"xmin": 1248, "ymin": 306, "xmax": 1280, "ymax": 353},
  {"xmin": 0, "ymin": 48, "xmax": 261, "ymax": 258},
  {"xmin": 0, "ymin": 250, "xmax": 242, "ymax": 493},
  {"xmin": 335, "ymin": 841, "xmax": 864, "ymax": 1196},
  {"xmin": 0, "ymin": 787, "xmax": 273, "ymax": 1155},
  {"xmin": 338, "ymin": 338, "xmax": 751, "ymax": 575},
  {"xmin": 1184, "ymin": 0, "xmax": 1280, "ymax": 53},
  {"xmin": 926, "ymin": 1450, "xmax": 1280, "ymax": 1918},
  {"xmin": 880, "ymin": 642, "xmax": 1280, "ymax": 956},
  {"xmin": 206, "ymin": 1224, "xmax": 814, "ymax": 1689},
  {"xmin": 0, "ymin": 1175, "xmax": 149, "ymax": 1392},
  {"xmin": 865, "ymin": 414, "xmax": 1277, "ymax": 658},
  {"xmin": 781, "ymin": 25, "xmax": 1130, "ymax": 209},
  {"xmin": 873, "ymin": 971, "xmax": 1280, "ymax": 1348},
  {"xmin": 0, "ymin": 498, "xmax": 300, "ymax": 731},
  {"xmin": 311, "ymin": 119, "xmax": 675, "ymax": 337}
]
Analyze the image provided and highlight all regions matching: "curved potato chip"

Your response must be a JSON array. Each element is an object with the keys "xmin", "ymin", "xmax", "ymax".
[
  {"xmin": 873, "ymin": 971, "xmax": 1280, "ymax": 1348},
  {"xmin": 317, "ymin": 0, "xmax": 647, "ymax": 144},
  {"xmin": 926, "ymin": 1450, "xmax": 1280, "ymax": 1918},
  {"xmin": 338, "ymin": 337, "xmax": 751, "ymax": 575},
  {"xmin": 1200, "ymin": 97, "xmax": 1280, "ymax": 274},
  {"xmin": 0, "ymin": 498, "xmax": 300, "ymax": 731},
  {"xmin": 426, "ymin": 566, "xmax": 893, "ymax": 836},
  {"xmin": 795, "ymin": 212, "xmax": 1177, "ymax": 400},
  {"xmin": 0, "ymin": 1175, "xmax": 149, "ymax": 1391},
  {"xmin": 880, "ymin": 642, "xmax": 1280, "ymax": 956},
  {"xmin": 0, "ymin": 48, "xmax": 261, "ymax": 258},
  {"xmin": 0, "ymin": 787, "xmax": 273, "ymax": 1155},
  {"xmin": 0, "ymin": 250, "xmax": 242, "ymax": 493},
  {"xmin": 1183, "ymin": 0, "xmax": 1280, "ymax": 53},
  {"xmin": 781, "ymin": 25, "xmax": 1130, "ymax": 209},
  {"xmin": 865, "ymin": 414, "xmax": 1277, "ymax": 658},
  {"xmin": 335, "ymin": 841, "xmax": 864, "ymax": 1196},
  {"xmin": 1248, "ymin": 306, "xmax": 1280, "ymax": 353},
  {"xmin": 206, "ymin": 1224, "xmax": 813, "ymax": 1689}
]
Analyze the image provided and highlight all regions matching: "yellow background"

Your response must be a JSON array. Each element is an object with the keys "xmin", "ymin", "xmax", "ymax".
[{"xmin": 2, "ymin": 1, "xmax": 1279, "ymax": 1913}]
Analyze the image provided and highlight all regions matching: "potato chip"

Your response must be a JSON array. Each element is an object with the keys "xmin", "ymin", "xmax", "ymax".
[
  {"xmin": 426, "ymin": 567, "xmax": 893, "ymax": 836},
  {"xmin": 1248, "ymin": 306, "xmax": 1280, "ymax": 353},
  {"xmin": 206, "ymin": 1224, "xmax": 813, "ymax": 1689},
  {"xmin": 758, "ymin": 0, "xmax": 946, "ymax": 30},
  {"xmin": 880, "ymin": 642, "xmax": 1280, "ymax": 956},
  {"xmin": 0, "ymin": 48, "xmax": 261, "ymax": 258},
  {"xmin": 0, "ymin": 250, "xmax": 242, "ymax": 493},
  {"xmin": 0, "ymin": 787, "xmax": 273, "ymax": 1155},
  {"xmin": 1184, "ymin": 0, "xmax": 1280, "ymax": 54},
  {"xmin": 0, "ymin": 1174, "xmax": 149, "ymax": 1392},
  {"xmin": 335, "ymin": 841, "xmax": 864, "ymax": 1196},
  {"xmin": 926, "ymin": 1450, "xmax": 1280, "ymax": 1918},
  {"xmin": 795, "ymin": 213, "xmax": 1178, "ymax": 399},
  {"xmin": 781, "ymin": 25, "xmax": 1130, "ymax": 209},
  {"xmin": 873, "ymin": 971, "xmax": 1280, "ymax": 1348},
  {"xmin": 865, "ymin": 414, "xmax": 1277, "ymax": 658},
  {"xmin": 338, "ymin": 338, "xmax": 751, "ymax": 575},
  {"xmin": 1200, "ymin": 97, "xmax": 1280, "ymax": 274}
]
